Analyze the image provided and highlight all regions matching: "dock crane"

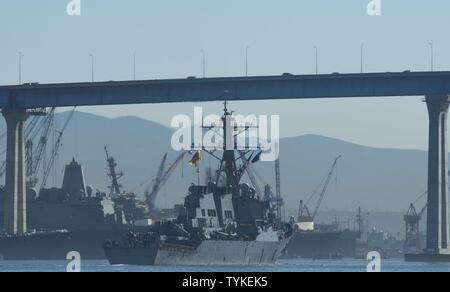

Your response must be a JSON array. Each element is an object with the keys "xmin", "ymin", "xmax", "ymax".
[
  {"xmin": 0, "ymin": 108, "xmax": 52, "ymax": 181},
  {"xmin": 145, "ymin": 153, "xmax": 167, "ymax": 208},
  {"xmin": 25, "ymin": 107, "xmax": 56, "ymax": 187},
  {"xmin": 6, "ymin": 106, "xmax": 75, "ymax": 189},
  {"xmin": 40, "ymin": 107, "xmax": 76, "ymax": 189},
  {"xmin": 145, "ymin": 151, "xmax": 188, "ymax": 209},
  {"xmin": 404, "ymin": 191, "xmax": 427, "ymax": 253},
  {"xmin": 298, "ymin": 155, "xmax": 342, "ymax": 223}
]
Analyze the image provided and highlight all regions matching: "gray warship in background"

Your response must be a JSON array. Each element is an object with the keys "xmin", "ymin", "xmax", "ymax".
[
  {"xmin": 282, "ymin": 156, "xmax": 360, "ymax": 259},
  {"xmin": 0, "ymin": 148, "xmax": 185, "ymax": 260},
  {"xmin": 0, "ymin": 107, "xmax": 187, "ymax": 260},
  {"xmin": 103, "ymin": 104, "xmax": 292, "ymax": 266},
  {"xmin": 0, "ymin": 157, "xmax": 126, "ymax": 259}
]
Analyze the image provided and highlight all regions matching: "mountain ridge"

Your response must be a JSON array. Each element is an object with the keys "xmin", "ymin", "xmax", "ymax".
[{"xmin": 0, "ymin": 110, "xmax": 429, "ymax": 214}]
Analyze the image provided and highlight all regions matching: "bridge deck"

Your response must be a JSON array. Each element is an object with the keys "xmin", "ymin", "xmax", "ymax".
[{"xmin": 0, "ymin": 71, "xmax": 450, "ymax": 108}]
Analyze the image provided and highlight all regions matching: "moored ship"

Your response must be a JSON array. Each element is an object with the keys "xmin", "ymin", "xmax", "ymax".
[
  {"xmin": 282, "ymin": 156, "xmax": 360, "ymax": 259},
  {"xmin": 0, "ymin": 158, "xmax": 130, "ymax": 260},
  {"xmin": 283, "ymin": 223, "xmax": 360, "ymax": 259}
]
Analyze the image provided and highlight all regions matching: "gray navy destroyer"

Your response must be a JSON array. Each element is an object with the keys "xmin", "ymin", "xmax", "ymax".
[{"xmin": 103, "ymin": 103, "xmax": 292, "ymax": 265}]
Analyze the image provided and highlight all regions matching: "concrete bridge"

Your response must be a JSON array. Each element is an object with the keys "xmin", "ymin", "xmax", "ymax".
[{"xmin": 1, "ymin": 71, "xmax": 450, "ymax": 258}]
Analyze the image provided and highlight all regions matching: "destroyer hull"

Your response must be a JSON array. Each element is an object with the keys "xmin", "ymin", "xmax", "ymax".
[{"xmin": 104, "ymin": 239, "xmax": 288, "ymax": 266}]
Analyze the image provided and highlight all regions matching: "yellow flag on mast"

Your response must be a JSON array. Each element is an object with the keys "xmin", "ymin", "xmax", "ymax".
[{"xmin": 188, "ymin": 151, "xmax": 202, "ymax": 166}]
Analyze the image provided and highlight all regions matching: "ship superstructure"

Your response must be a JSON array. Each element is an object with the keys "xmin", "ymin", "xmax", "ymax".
[{"xmin": 103, "ymin": 103, "xmax": 292, "ymax": 265}]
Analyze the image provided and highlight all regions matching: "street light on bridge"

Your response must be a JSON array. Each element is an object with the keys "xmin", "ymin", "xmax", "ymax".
[
  {"xmin": 133, "ymin": 51, "xmax": 136, "ymax": 81},
  {"xmin": 18, "ymin": 52, "xmax": 23, "ymax": 85},
  {"xmin": 201, "ymin": 50, "xmax": 206, "ymax": 78},
  {"xmin": 314, "ymin": 46, "xmax": 318, "ymax": 75},
  {"xmin": 245, "ymin": 46, "xmax": 250, "ymax": 77},
  {"xmin": 360, "ymin": 42, "xmax": 364, "ymax": 73},
  {"xmin": 429, "ymin": 41, "xmax": 434, "ymax": 72},
  {"xmin": 90, "ymin": 54, "xmax": 94, "ymax": 82}
]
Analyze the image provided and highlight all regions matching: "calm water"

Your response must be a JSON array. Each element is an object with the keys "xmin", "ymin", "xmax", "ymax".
[{"xmin": 0, "ymin": 259, "xmax": 449, "ymax": 272}]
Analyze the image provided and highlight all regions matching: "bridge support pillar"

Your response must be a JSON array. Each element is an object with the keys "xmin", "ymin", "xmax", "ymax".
[
  {"xmin": 2, "ymin": 108, "xmax": 27, "ymax": 235},
  {"xmin": 425, "ymin": 95, "xmax": 450, "ymax": 254}
]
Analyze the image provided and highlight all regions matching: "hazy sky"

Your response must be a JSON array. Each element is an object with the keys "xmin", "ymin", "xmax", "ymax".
[{"xmin": 0, "ymin": 0, "xmax": 449, "ymax": 150}]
